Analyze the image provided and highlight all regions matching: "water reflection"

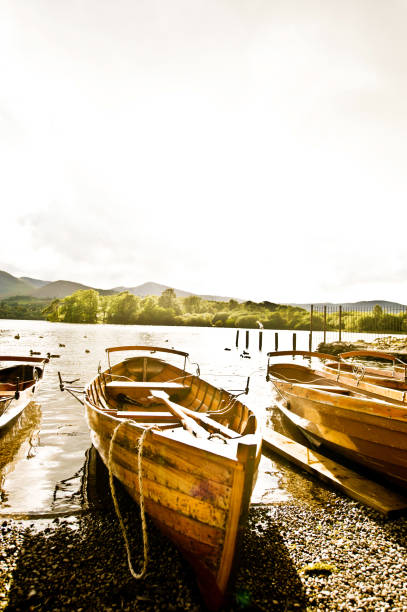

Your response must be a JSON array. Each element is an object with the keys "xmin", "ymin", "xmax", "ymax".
[
  {"xmin": 0, "ymin": 403, "xmax": 41, "ymax": 504},
  {"xmin": 52, "ymin": 457, "xmax": 87, "ymax": 512}
]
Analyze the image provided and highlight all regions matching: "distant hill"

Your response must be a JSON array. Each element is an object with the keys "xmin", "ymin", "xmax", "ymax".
[
  {"xmin": 113, "ymin": 281, "xmax": 238, "ymax": 302},
  {"xmin": 0, "ymin": 270, "xmax": 34, "ymax": 297},
  {"xmin": 0, "ymin": 271, "xmax": 237, "ymax": 301},
  {"xmin": 290, "ymin": 300, "xmax": 407, "ymax": 312},
  {"xmin": 20, "ymin": 276, "xmax": 49, "ymax": 288},
  {"xmin": 114, "ymin": 281, "xmax": 194, "ymax": 298},
  {"xmin": 6, "ymin": 270, "xmax": 402, "ymax": 309},
  {"xmin": 33, "ymin": 280, "xmax": 116, "ymax": 299}
]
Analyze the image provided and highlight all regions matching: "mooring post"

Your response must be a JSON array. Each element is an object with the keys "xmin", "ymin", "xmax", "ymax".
[
  {"xmin": 292, "ymin": 333, "xmax": 297, "ymax": 351},
  {"xmin": 245, "ymin": 330, "xmax": 249, "ymax": 349},
  {"xmin": 259, "ymin": 331, "xmax": 263, "ymax": 351},
  {"xmin": 274, "ymin": 332, "xmax": 278, "ymax": 351},
  {"xmin": 339, "ymin": 305, "xmax": 342, "ymax": 342},
  {"xmin": 323, "ymin": 305, "xmax": 327, "ymax": 344},
  {"xmin": 235, "ymin": 330, "xmax": 239, "ymax": 348},
  {"xmin": 309, "ymin": 304, "xmax": 314, "ymax": 353}
]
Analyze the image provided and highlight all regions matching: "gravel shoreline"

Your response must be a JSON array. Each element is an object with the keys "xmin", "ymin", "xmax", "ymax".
[{"xmin": 2, "ymin": 460, "xmax": 407, "ymax": 612}]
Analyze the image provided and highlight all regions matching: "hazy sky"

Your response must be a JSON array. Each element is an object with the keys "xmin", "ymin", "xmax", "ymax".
[{"xmin": 1, "ymin": 0, "xmax": 407, "ymax": 302}]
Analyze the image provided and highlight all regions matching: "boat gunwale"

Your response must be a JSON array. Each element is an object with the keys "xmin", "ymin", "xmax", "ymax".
[{"xmin": 85, "ymin": 372, "xmax": 261, "ymax": 470}]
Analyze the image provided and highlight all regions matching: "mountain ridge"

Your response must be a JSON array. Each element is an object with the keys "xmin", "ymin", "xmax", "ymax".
[
  {"xmin": 20, "ymin": 276, "xmax": 49, "ymax": 288},
  {"xmin": 0, "ymin": 270, "xmax": 405, "ymax": 308},
  {"xmin": 0, "ymin": 270, "xmax": 238, "ymax": 301},
  {"xmin": 290, "ymin": 300, "xmax": 407, "ymax": 311},
  {"xmin": 0, "ymin": 271, "xmax": 34, "ymax": 297}
]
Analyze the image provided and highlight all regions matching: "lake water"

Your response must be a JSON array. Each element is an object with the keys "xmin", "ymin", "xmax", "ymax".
[{"xmin": 0, "ymin": 320, "xmax": 363, "ymax": 517}]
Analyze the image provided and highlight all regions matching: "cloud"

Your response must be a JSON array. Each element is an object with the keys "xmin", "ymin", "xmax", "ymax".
[{"xmin": 1, "ymin": 0, "xmax": 407, "ymax": 302}]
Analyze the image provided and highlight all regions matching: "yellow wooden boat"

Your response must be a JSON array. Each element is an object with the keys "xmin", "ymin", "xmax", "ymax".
[
  {"xmin": 267, "ymin": 351, "xmax": 407, "ymax": 490},
  {"xmin": 0, "ymin": 356, "xmax": 48, "ymax": 429},
  {"xmin": 321, "ymin": 349, "xmax": 407, "ymax": 405},
  {"xmin": 267, "ymin": 349, "xmax": 407, "ymax": 405},
  {"xmin": 84, "ymin": 346, "xmax": 262, "ymax": 610}
]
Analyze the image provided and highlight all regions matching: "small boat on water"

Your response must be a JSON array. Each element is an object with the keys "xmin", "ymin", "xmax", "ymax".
[
  {"xmin": 84, "ymin": 346, "xmax": 262, "ymax": 611},
  {"xmin": 0, "ymin": 356, "xmax": 48, "ymax": 429},
  {"xmin": 266, "ymin": 351, "xmax": 407, "ymax": 490},
  {"xmin": 268, "ymin": 349, "xmax": 407, "ymax": 405},
  {"xmin": 321, "ymin": 349, "xmax": 407, "ymax": 405}
]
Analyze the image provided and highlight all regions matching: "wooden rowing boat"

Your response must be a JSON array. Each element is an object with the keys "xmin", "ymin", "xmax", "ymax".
[
  {"xmin": 267, "ymin": 349, "xmax": 407, "ymax": 405},
  {"xmin": 266, "ymin": 352, "xmax": 407, "ymax": 490},
  {"xmin": 321, "ymin": 350, "xmax": 407, "ymax": 405},
  {"xmin": 0, "ymin": 356, "xmax": 48, "ymax": 429},
  {"xmin": 84, "ymin": 346, "xmax": 262, "ymax": 610}
]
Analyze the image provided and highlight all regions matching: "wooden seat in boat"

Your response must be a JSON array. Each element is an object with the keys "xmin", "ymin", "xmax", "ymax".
[
  {"xmin": 106, "ymin": 381, "xmax": 186, "ymax": 390},
  {"xmin": 308, "ymin": 385, "xmax": 351, "ymax": 394},
  {"xmin": 116, "ymin": 410, "xmax": 176, "ymax": 421}
]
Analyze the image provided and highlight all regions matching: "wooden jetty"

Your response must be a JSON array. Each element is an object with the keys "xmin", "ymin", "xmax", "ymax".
[{"xmin": 263, "ymin": 429, "xmax": 407, "ymax": 516}]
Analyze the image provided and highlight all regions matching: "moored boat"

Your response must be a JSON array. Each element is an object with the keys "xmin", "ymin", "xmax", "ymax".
[
  {"xmin": 268, "ymin": 349, "xmax": 407, "ymax": 405},
  {"xmin": 266, "ymin": 352, "xmax": 407, "ymax": 490},
  {"xmin": 0, "ymin": 356, "xmax": 48, "ymax": 429},
  {"xmin": 84, "ymin": 346, "xmax": 262, "ymax": 610},
  {"xmin": 321, "ymin": 349, "xmax": 407, "ymax": 404}
]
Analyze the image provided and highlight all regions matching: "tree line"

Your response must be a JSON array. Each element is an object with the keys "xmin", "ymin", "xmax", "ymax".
[
  {"xmin": 41, "ymin": 288, "xmax": 313, "ymax": 328},
  {"xmin": 1, "ymin": 291, "xmax": 406, "ymax": 333}
]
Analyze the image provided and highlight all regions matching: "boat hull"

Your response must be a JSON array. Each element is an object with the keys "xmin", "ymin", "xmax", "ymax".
[
  {"xmin": 268, "ymin": 363, "xmax": 407, "ymax": 489},
  {"xmin": 85, "ymin": 349, "xmax": 261, "ymax": 610}
]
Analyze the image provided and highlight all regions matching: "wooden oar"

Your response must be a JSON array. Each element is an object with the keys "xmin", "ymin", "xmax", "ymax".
[
  {"xmin": 151, "ymin": 391, "xmax": 241, "ymax": 439},
  {"xmin": 151, "ymin": 391, "xmax": 208, "ymax": 438}
]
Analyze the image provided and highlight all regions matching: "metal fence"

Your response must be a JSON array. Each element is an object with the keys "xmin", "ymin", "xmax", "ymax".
[{"xmin": 310, "ymin": 303, "xmax": 407, "ymax": 344}]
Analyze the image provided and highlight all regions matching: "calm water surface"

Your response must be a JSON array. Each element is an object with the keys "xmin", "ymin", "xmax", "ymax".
[{"xmin": 0, "ymin": 321, "xmax": 341, "ymax": 516}]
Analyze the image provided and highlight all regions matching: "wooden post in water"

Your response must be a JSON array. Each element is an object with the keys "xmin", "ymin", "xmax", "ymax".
[
  {"xmin": 292, "ymin": 333, "xmax": 297, "ymax": 351},
  {"xmin": 339, "ymin": 305, "xmax": 342, "ymax": 342},
  {"xmin": 274, "ymin": 332, "xmax": 279, "ymax": 351},
  {"xmin": 323, "ymin": 305, "xmax": 327, "ymax": 344},
  {"xmin": 259, "ymin": 331, "xmax": 263, "ymax": 351},
  {"xmin": 309, "ymin": 304, "xmax": 314, "ymax": 352},
  {"xmin": 235, "ymin": 330, "xmax": 239, "ymax": 348},
  {"xmin": 245, "ymin": 330, "xmax": 249, "ymax": 350}
]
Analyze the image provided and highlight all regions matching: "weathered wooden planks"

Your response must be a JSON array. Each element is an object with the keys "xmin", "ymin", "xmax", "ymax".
[{"xmin": 263, "ymin": 429, "xmax": 407, "ymax": 516}]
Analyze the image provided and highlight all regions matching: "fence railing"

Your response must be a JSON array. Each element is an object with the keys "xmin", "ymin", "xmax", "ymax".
[{"xmin": 310, "ymin": 303, "xmax": 407, "ymax": 344}]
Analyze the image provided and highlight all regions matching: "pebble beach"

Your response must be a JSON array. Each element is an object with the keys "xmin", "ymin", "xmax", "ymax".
[{"xmin": 2, "ymin": 455, "xmax": 407, "ymax": 612}]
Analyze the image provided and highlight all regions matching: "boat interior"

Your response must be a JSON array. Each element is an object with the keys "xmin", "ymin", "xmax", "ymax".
[
  {"xmin": 268, "ymin": 363, "xmax": 353, "ymax": 395},
  {"xmin": 0, "ymin": 364, "xmax": 42, "ymax": 393},
  {"xmin": 324, "ymin": 361, "xmax": 407, "ymax": 390},
  {"xmin": 86, "ymin": 348, "xmax": 258, "ymax": 452}
]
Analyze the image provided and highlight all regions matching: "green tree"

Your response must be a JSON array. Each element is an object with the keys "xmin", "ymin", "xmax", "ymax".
[
  {"xmin": 158, "ymin": 288, "xmax": 177, "ymax": 309},
  {"xmin": 106, "ymin": 292, "xmax": 140, "ymax": 324},
  {"xmin": 373, "ymin": 304, "xmax": 383, "ymax": 317},
  {"xmin": 183, "ymin": 295, "xmax": 204, "ymax": 313},
  {"xmin": 228, "ymin": 299, "xmax": 239, "ymax": 310},
  {"xmin": 43, "ymin": 299, "xmax": 62, "ymax": 322},
  {"xmin": 158, "ymin": 288, "xmax": 182, "ymax": 315},
  {"xmin": 59, "ymin": 290, "xmax": 99, "ymax": 323}
]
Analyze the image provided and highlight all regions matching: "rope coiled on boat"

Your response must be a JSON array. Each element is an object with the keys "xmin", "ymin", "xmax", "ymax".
[{"xmin": 108, "ymin": 421, "xmax": 158, "ymax": 580}]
